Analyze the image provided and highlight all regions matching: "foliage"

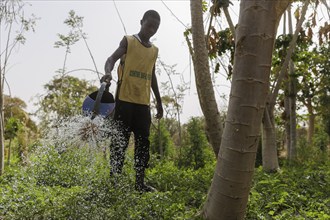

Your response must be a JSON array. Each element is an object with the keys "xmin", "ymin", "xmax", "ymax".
[
  {"xmin": 0, "ymin": 0, "xmax": 37, "ymax": 175},
  {"xmin": 3, "ymin": 95, "xmax": 38, "ymax": 134},
  {"xmin": 3, "ymin": 96, "xmax": 38, "ymax": 166},
  {"xmin": 210, "ymin": 0, "xmax": 233, "ymax": 15},
  {"xmin": 149, "ymin": 120, "xmax": 175, "ymax": 159},
  {"xmin": 36, "ymin": 75, "xmax": 97, "ymax": 130},
  {"xmin": 0, "ymin": 137, "xmax": 328, "ymax": 219},
  {"xmin": 247, "ymin": 159, "xmax": 329, "ymax": 220},
  {"xmin": 0, "ymin": 1, "xmax": 37, "ymax": 56},
  {"xmin": 4, "ymin": 117, "xmax": 22, "ymax": 141},
  {"xmin": 0, "ymin": 145, "xmax": 214, "ymax": 219},
  {"xmin": 3, "ymin": 97, "xmax": 37, "ymax": 165},
  {"xmin": 29, "ymin": 145, "xmax": 107, "ymax": 187},
  {"xmin": 207, "ymin": 27, "xmax": 235, "ymax": 77},
  {"xmin": 157, "ymin": 59, "xmax": 188, "ymax": 147},
  {"xmin": 271, "ymin": 29, "xmax": 330, "ymax": 150},
  {"xmin": 317, "ymin": 43, "xmax": 330, "ymax": 137},
  {"xmin": 54, "ymin": 10, "xmax": 100, "ymax": 77},
  {"xmin": 178, "ymin": 117, "xmax": 214, "ymax": 170},
  {"xmin": 54, "ymin": 10, "xmax": 84, "ymax": 52},
  {"xmin": 312, "ymin": 122, "xmax": 329, "ymax": 152},
  {"xmin": 248, "ymin": 130, "xmax": 329, "ymax": 220}
]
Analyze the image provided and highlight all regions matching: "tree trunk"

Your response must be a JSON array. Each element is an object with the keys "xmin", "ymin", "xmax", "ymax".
[
  {"xmin": 306, "ymin": 99, "xmax": 315, "ymax": 144},
  {"xmin": 264, "ymin": 1, "xmax": 309, "ymax": 163},
  {"xmin": 158, "ymin": 121, "xmax": 164, "ymax": 159},
  {"xmin": 287, "ymin": 6, "xmax": 298, "ymax": 160},
  {"xmin": 284, "ymin": 84, "xmax": 291, "ymax": 158},
  {"xmin": 288, "ymin": 61, "xmax": 298, "ymax": 160},
  {"xmin": 202, "ymin": 0, "xmax": 289, "ymax": 218},
  {"xmin": 190, "ymin": 0, "xmax": 223, "ymax": 156},
  {"xmin": 283, "ymin": 8, "xmax": 291, "ymax": 158},
  {"xmin": 308, "ymin": 114, "xmax": 315, "ymax": 144},
  {"xmin": 7, "ymin": 139, "xmax": 12, "ymax": 166},
  {"xmin": 0, "ymin": 116, "xmax": 4, "ymax": 175},
  {"xmin": 0, "ymin": 73, "xmax": 4, "ymax": 175},
  {"xmin": 262, "ymin": 106, "xmax": 279, "ymax": 171}
]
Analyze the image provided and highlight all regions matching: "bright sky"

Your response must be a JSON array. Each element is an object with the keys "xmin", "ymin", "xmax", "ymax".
[{"xmin": 2, "ymin": 1, "xmax": 237, "ymax": 123}]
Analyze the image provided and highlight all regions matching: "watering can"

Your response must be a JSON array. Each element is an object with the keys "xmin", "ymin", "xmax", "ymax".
[{"xmin": 82, "ymin": 82, "xmax": 115, "ymax": 119}]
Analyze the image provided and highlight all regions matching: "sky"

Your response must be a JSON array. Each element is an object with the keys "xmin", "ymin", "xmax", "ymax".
[{"xmin": 2, "ymin": 0, "xmax": 240, "ymax": 123}]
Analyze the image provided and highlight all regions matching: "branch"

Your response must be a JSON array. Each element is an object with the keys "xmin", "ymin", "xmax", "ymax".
[
  {"xmin": 206, "ymin": 8, "xmax": 215, "ymax": 48},
  {"xmin": 78, "ymin": 28, "xmax": 101, "ymax": 80},
  {"xmin": 320, "ymin": 0, "xmax": 330, "ymax": 18},
  {"xmin": 159, "ymin": 59, "xmax": 183, "ymax": 145},
  {"xmin": 184, "ymin": 30, "xmax": 194, "ymax": 59},
  {"xmin": 161, "ymin": 0, "xmax": 187, "ymax": 28},
  {"xmin": 222, "ymin": 7, "xmax": 236, "ymax": 41}
]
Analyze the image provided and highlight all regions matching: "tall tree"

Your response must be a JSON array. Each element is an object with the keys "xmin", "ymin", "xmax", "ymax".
[
  {"xmin": 262, "ymin": 1, "xmax": 309, "ymax": 168},
  {"xmin": 296, "ymin": 41, "xmax": 330, "ymax": 144},
  {"xmin": 189, "ymin": 0, "xmax": 223, "ymax": 156},
  {"xmin": 0, "ymin": 0, "xmax": 36, "ymax": 175},
  {"xmin": 201, "ymin": 0, "xmax": 290, "ymax": 218},
  {"xmin": 3, "ymin": 95, "xmax": 38, "ymax": 165}
]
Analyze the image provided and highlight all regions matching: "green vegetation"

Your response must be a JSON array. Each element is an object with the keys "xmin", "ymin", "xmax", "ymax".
[
  {"xmin": 247, "ymin": 160, "xmax": 329, "ymax": 219},
  {"xmin": 0, "ymin": 140, "xmax": 328, "ymax": 219},
  {"xmin": 1, "ymin": 3, "xmax": 329, "ymax": 219}
]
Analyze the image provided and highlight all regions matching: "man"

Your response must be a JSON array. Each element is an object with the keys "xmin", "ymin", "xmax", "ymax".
[{"xmin": 101, "ymin": 10, "xmax": 163, "ymax": 192}]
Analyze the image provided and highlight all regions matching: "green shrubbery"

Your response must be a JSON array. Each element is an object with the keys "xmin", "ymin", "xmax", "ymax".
[
  {"xmin": 247, "ymin": 159, "xmax": 329, "ymax": 220},
  {"xmin": 0, "ymin": 142, "xmax": 329, "ymax": 219},
  {"xmin": 0, "ymin": 145, "xmax": 214, "ymax": 219}
]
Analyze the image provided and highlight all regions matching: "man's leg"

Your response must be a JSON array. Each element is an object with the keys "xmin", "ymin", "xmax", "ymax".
[
  {"xmin": 132, "ymin": 105, "xmax": 155, "ymax": 192},
  {"xmin": 110, "ymin": 100, "xmax": 132, "ymax": 175},
  {"xmin": 109, "ymin": 126, "xmax": 130, "ymax": 175}
]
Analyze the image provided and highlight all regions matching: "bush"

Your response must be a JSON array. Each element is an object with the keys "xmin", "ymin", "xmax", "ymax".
[
  {"xmin": 0, "ymin": 141, "xmax": 328, "ymax": 219},
  {"xmin": 149, "ymin": 120, "xmax": 175, "ymax": 159},
  {"xmin": 0, "ymin": 145, "xmax": 215, "ymax": 219},
  {"xmin": 29, "ymin": 145, "xmax": 109, "ymax": 187},
  {"xmin": 178, "ymin": 117, "xmax": 214, "ymax": 170},
  {"xmin": 247, "ymin": 161, "xmax": 330, "ymax": 219}
]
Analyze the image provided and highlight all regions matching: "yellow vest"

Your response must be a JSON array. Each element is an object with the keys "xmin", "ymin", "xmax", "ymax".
[{"xmin": 117, "ymin": 35, "xmax": 158, "ymax": 105}]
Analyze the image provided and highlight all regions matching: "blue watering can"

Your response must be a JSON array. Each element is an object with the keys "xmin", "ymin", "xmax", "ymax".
[{"xmin": 82, "ymin": 82, "xmax": 115, "ymax": 119}]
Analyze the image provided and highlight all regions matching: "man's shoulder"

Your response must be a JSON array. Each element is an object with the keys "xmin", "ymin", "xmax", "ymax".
[{"xmin": 125, "ymin": 35, "xmax": 135, "ymax": 41}]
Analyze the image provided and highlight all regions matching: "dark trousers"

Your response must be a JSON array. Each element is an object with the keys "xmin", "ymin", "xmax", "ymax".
[{"xmin": 110, "ymin": 100, "xmax": 151, "ymax": 175}]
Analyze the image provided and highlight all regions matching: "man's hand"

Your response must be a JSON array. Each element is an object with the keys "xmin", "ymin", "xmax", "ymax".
[
  {"xmin": 100, "ymin": 73, "xmax": 112, "ymax": 84},
  {"xmin": 155, "ymin": 103, "xmax": 163, "ymax": 120}
]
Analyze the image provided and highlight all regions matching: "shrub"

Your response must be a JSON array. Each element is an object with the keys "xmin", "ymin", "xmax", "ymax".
[
  {"xmin": 178, "ymin": 117, "xmax": 214, "ymax": 170},
  {"xmin": 247, "ymin": 161, "xmax": 330, "ymax": 219}
]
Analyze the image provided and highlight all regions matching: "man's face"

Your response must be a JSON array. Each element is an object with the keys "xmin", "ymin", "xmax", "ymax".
[{"xmin": 141, "ymin": 17, "xmax": 160, "ymax": 38}]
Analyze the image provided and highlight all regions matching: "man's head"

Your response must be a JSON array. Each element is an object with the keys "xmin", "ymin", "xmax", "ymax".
[
  {"xmin": 140, "ymin": 10, "xmax": 160, "ymax": 39},
  {"xmin": 142, "ymin": 10, "xmax": 160, "ymax": 22}
]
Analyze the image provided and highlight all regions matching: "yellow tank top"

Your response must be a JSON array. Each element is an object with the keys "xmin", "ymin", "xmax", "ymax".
[{"xmin": 118, "ymin": 35, "xmax": 158, "ymax": 105}]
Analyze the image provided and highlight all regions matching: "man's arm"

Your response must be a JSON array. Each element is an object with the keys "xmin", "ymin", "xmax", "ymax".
[
  {"xmin": 102, "ymin": 36, "xmax": 127, "ymax": 83},
  {"xmin": 151, "ymin": 65, "xmax": 163, "ymax": 119}
]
